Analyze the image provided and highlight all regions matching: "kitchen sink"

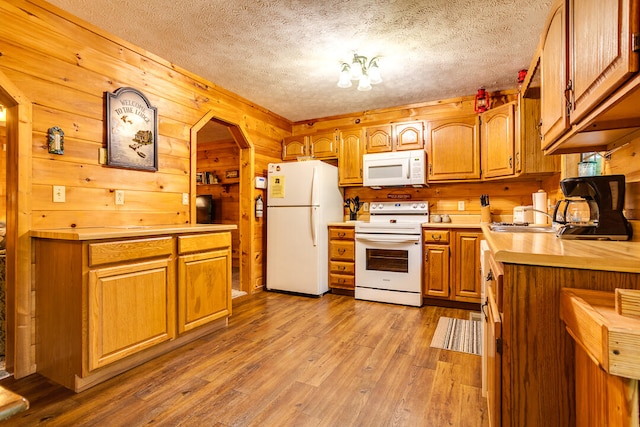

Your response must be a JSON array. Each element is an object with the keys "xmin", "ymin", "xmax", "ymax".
[{"xmin": 489, "ymin": 224, "xmax": 557, "ymax": 233}]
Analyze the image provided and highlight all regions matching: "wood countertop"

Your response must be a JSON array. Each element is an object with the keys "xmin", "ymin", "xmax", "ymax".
[
  {"xmin": 31, "ymin": 224, "xmax": 237, "ymax": 241},
  {"xmin": 482, "ymin": 224, "xmax": 640, "ymax": 273}
]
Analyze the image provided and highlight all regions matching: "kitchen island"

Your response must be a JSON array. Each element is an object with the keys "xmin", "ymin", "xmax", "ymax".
[
  {"xmin": 32, "ymin": 224, "xmax": 236, "ymax": 392},
  {"xmin": 481, "ymin": 225, "xmax": 640, "ymax": 427}
]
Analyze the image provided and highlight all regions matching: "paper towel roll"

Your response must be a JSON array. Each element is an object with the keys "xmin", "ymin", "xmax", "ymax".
[{"xmin": 532, "ymin": 190, "xmax": 548, "ymax": 225}]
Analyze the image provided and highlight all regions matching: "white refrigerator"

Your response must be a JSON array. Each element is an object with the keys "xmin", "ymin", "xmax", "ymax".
[{"xmin": 266, "ymin": 160, "xmax": 344, "ymax": 296}]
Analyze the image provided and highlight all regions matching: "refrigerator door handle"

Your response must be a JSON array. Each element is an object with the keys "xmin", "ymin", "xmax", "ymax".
[
  {"xmin": 311, "ymin": 166, "xmax": 318, "ymax": 206},
  {"xmin": 311, "ymin": 206, "xmax": 318, "ymax": 246}
]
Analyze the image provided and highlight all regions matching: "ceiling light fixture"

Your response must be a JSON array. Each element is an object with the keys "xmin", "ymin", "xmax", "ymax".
[{"xmin": 337, "ymin": 53, "xmax": 382, "ymax": 91}]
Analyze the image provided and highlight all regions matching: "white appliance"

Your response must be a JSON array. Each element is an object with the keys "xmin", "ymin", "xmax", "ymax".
[
  {"xmin": 266, "ymin": 160, "xmax": 344, "ymax": 296},
  {"xmin": 363, "ymin": 150, "xmax": 427, "ymax": 188},
  {"xmin": 355, "ymin": 201, "xmax": 428, "ymax": 306}
]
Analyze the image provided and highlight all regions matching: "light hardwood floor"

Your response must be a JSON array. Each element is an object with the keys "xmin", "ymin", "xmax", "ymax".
[{"xmin": 0, "ymin": 292, "xmax": 488, "ymax": 426}]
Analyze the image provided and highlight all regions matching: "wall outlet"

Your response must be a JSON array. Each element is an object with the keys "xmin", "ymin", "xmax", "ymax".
[
  {"xmin": 362, "ymin": 202, "xmax": 369, "ymax": 212},
  {"xmin": 53, "ymin": 185, "xmax": 65, "ymax": 203},
  {"xmin": 458, "ymin": 200, "xmax": 465, "ymax": 211},
  {"xmin": 115, "ymin": 190, "xmax": 125, "ymax": 205},
  {"xmin": 182, "ymin": 193, "xmax": 189, "ymax": 205}
]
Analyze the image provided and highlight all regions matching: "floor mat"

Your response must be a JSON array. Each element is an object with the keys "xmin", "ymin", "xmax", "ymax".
[{"xmin": 430, "ymin": 316, "xmax": 482, "ymax": 356}]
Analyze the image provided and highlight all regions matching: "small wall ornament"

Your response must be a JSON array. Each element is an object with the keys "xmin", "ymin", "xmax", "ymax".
[
  {"xmin": 105, "ymin": 87, "xmax": 158, "ymax": 171},
  {"xmin": 47, "ymin": 126, "xmax": 64, "ymax": 155}
]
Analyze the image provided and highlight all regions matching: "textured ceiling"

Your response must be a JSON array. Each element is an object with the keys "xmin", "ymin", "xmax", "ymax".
[{"xmin": 46, "ymin": 0, "xmax": 553, "ymax": 122}]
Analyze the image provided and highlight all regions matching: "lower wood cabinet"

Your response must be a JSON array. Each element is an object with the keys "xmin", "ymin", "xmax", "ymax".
[
  {"xmin": 328, "ymin": 225, "xmax": 355, "ymax": 292},
  {"xmin": 34, "ymin": 230, "xmax": 232, "ymax": 392},
  {"xmin": 423, "ymin": 228, "xmax": 482, "ymax": 303},
  {"xmin": 177, "ymin": 233, "xmax": 232, "ymax": 333}
]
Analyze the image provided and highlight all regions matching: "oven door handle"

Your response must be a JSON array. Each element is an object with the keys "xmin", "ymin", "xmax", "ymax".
[{"xmin": 356, "ymin": 235, "xmax": 420, "ymax": 244}]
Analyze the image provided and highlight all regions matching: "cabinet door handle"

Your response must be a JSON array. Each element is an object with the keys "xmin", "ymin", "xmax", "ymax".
[
  {"xmin": 429, "ymin": 163, "xmax": 433, "ymax": 175},
  {"xmin": 425, "ymin": 252, "xmax": 429, "ymax": 262},
  {"xmin": 338, "ymin": 248, "xmax": 346, "ymax": 255},
  {"xmin": 431, "ymin": 234, "xmax": 441, "ymax": 241},
  {"xmin": 338, "ymin": 232, "xmax": 346, "ymax": 237},
  {"xmin": 509, "ymin": 156, "xmax": 512, "ymax": 168},
  {"xmin": 338, "ymin": 265, "xmax": 345, "ymax": 271}
]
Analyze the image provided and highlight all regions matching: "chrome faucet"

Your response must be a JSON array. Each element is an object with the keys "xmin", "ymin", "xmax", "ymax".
[{"xmin": 522, "ymin": 206, "xmax": 554, "ymax": 221}]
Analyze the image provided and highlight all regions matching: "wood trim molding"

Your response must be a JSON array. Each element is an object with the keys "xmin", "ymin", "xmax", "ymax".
[{"xmin": 0, "ymin": 69, "xmax": 34, "ymax": 378}]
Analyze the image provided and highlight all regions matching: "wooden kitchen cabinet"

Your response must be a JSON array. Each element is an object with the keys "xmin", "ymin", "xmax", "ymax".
[
  {"xmin": 481, "ymin": 102, "xmax": 515, "ymax": 179},
  {"xmin": 422, "ymin": 228, "xmax": 481, "ymax": 303},
  {"xmin": 538, "ymin": 0, "xmax": 640, "ymax": 153},
  {"xmin": 177, "ymin": 232, "xmax": 232, "ymax": 334},
  {"xmin": 491, "ymin": 258, "xmax": 640, "ymax": 426},
  {"xmin": 365, "ymin": 121, "xmax": 424, "ymax": 153},
  {"xmin": 569, "ymin": 0, "xmax": 639, "ymax": 124},
  {"xmin": 87, "ymin": 250, "xmax": 176, "ymax": 371},
  {"xmin": 426, "ymin": 115, "xmax": 481, "ymax": 181},
  {"xmin": 452, "ymin": 230, "xmax": 482, "ymax": 302},
  {"xmin": 482, "ymin": 98, "xmax": 559, "ymax": 179},
  {"xmin": 540, "ymin": 0, "xmax": 570, "ymax": 150},
  {"xmin": 485, "ymin": 282, "xmax": 502, "ymax": 427},
  {"xmin": 394, "ymin": 122, "xmax": 425, "ymax": 151},
  {"xmin": 282, "ymin": 131, "xmax": 337, "ymax": 160},
  {"xmin": 34, "ymin": 228, "xmax": 233, "ymax": 392},
  {"xmin": 423, "ymin": 229, "xmax": 451, "ymax": 298},
  {"xmin": 282, "ymin": 135, "xmax": 308, "ymax": 160},
  {"xmin": 328, "ymin": 226, "xmax": 355, "ymax": 292},
  {"xmin": 338, "ymin": 128, "xmax": 365, "ymax": 186}
]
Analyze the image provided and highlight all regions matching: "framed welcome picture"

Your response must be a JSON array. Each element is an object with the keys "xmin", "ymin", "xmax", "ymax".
[{"xmin": 105, "ymin": 87, "xmax": 158, "ymax": 171}]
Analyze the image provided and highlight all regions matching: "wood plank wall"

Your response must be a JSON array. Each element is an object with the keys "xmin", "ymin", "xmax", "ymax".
[
  {"xmin": 0, "ymin": 0, "xmax": 286, "ymax": 229},
  {"xmin": 0, "ymin": 124, "xmax": 5, "ymax": 222},
  {"xmin": 196, "ymin": 138, "xmax": 240, "ymax": 265},
  {"xmin": 0, "ymin": 0, "xmax": 287, "ymax": 372}
]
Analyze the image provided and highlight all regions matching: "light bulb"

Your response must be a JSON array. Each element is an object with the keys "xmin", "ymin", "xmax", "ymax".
[
  {"xmin": 357, "ymin": 74, "xmax": 372, "ymax": 91},
  {"xmin": 368, "ymin": 62, "xmax": 382, "ymax": 85},
  {"xmin": 350, "ymin": 55, "xmax": 363, "ymax": 80},
  {"xmin": 337, "ymin": 66, "xmax": 352, "ymax": 88}
]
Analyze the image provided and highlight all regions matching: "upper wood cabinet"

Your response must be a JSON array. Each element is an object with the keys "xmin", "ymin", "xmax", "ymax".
[
  {"xmin": 540, "ymin": 0, "xmax": 570, "ymax": 150},
  {"xmin": 395, "ymin": 122, "xmax": 425, "ymax": 151},
  {"xmin": 569, "ymin": 0, "xmax": 639, "ymax": 123},
  {"xmin": 365, "ymin": 121, "xmax": 424, "ymax": 153},
  {"xmin": 481, "ymin": 102, "xmax": 515, "ymax": 179},
  {"xmin": 365, "ymin": 125, "xmax": 393, "ymax": 153},
  {"xmin": 282, "ymin": 131, "xmax": 337, "ymax": 161},
  {"xmin": 539, "ymin": 0, "xmax": 640, "ymax": 153},
  {"xmin": 338, "ymin": 128, "xmax": 365, "ymax": 186},
  {"xmin": 282, "ymin": 135, "xmax": 308, "ymax": 160},
  {"xmin": 482, "ymin": 99, "xmax": 559, "ymax": 180},
  {"xmin": 426, "ymin": 115, "xmax": 480, "ymax": 181}
]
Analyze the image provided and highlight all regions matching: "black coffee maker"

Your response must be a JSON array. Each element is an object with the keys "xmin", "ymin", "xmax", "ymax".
[{"xmin": 553, "ymin": 174, "xmax": 633, "ymax": 240}]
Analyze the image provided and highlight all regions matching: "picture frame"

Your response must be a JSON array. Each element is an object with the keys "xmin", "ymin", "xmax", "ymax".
[
  {"xmin": 105, "ymin": 87, "xmax": 158, "ymax": 171},
  {"xmin": 225, "ymin": 169, "xmax": 239, "ymax": 179}
]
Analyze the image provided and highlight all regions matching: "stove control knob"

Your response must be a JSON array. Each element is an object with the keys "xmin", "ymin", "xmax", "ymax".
[
  {"xmin": 420, "ymin": 203, "xmax": 427, "ymax": 209},
  {"xmin": 412, "ymin": 203, "xmax": 418, "ymax": 209},
  {"xmin": 371, "ymin": 203, "xmax": 378, "ymax": 210}
]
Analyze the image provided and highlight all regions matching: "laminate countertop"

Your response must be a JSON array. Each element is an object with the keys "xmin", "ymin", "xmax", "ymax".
[
  {"xmin": 481, "ymin": 224, "xmax": 640, "ymax": 273},
  {"xmin": 31, "ymin": 224, "xmax": 237, "ymax": 241}
]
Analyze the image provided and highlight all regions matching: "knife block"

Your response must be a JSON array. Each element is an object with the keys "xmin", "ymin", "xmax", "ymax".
[{"xmin": 481, "ymin": 206, "xmax": 492, "ymax": 223}]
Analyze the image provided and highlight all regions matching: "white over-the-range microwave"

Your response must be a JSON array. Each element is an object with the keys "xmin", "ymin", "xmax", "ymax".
[{"xmin": 362, "ymin": 149, "xmax": 427, "ymax": 188}]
